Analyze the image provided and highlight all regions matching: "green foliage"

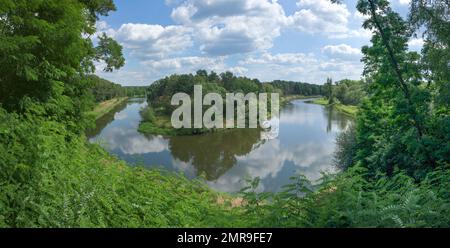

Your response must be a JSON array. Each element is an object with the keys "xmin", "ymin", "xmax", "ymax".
[
  {"xmin": 124, "ymin": 86, "xmax": 147, "ymax": 97},
  {"xmin": 268, "ymin": 80, "xmax": 324, "ymax": 96},
  {"xmin": 351, "ymin": 0, "xmax": 449, "ymax": 178},
  {"xmin": 140, "ymin": 106, "xmax": 156, "ymax": 123},
  {"xmin": 0, "ymin": 107, "xmax": 242, "ymax": 227},
  {"xmin": 239, "ymin": 166, "xmax": 450, "ymax": 227},
  {"xmin": 147, "ymin": 70, "xmax": 325, "ymax": 111},
  {"xmin": 85, "ymin": 74, "xmax": 126, "ymax": 102},
  {"xmin": 142, "ymin": 70, "xmax": 326, "ymax": 136},
  {"xmin": 334, "ymin": 125, "xmax": 358, "ymax": 170},
  {"xmin": 0, "ymin": 0, "xmax": 448, "ymax": 228},
  {"xmin": 1, "ymin": 103, "xmax": 447, "ymax": 228},
  {"xmin": 325, "ymin": 78, "xmax": 334, "ymax": 104},
  {"xmin": 334, "ymin": 79, "xmax": 367, "ymax": 105},
  {"xmin": 0, "ymin": 0, "xmax": 124, "ymax": 131},
  {"xmin": 95, "ymin": 33, "xmax": 125, "ymax": 72}
]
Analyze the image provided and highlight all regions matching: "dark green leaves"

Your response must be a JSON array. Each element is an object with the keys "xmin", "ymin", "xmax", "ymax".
[{"xmin": 95, "ymin": 33, "xmax": 125, "ymax": 72}]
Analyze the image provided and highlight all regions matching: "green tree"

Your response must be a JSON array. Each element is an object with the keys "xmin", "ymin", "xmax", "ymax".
[
  {"xmin": 349, "ymin": 0, "xmax": 449, "ymax": 178},
  {"xmin": 325, "ymin": 78, "xmax": 334, "ymax": 104},
  {"xmin": 0, "ymin": 0, "xmax": 124, "ymax": 131}
]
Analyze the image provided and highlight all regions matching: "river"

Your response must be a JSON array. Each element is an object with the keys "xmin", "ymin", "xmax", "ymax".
[{"xmin": 88, "ymin": 98, "xmax": 353, "ymax": 193}]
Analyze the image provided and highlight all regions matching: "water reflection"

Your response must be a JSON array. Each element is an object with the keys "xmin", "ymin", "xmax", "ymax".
[
  {"xmin": 89, "ymin": 99, "xmax": 352, "ymax": 193},
  {"xmin": 86, "ymin": 100, "xmax": 129, "ymax": 138},
  {"xmin": 323, "ymin": 106, "xmax": 352, "ymax": 133},
  {"xmin": 169, "ymin": 129, "xmax": 263, "ymax": 180}
]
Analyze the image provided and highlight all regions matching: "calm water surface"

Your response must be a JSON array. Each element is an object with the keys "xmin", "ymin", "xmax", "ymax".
[{"xmin": 88, "ymin": 98, "xmax": 352, "ymax": 193}]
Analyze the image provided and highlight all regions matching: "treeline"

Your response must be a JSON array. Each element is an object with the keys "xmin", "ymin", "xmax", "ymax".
[
  {"xmin": 323, "ymin": 79, "xmax": 366, "ymax": 106},
  {"xmin": 147, "ymin": 70, "xmax": 277, "ymax": 115},
  {"xmin": 0, "ymin": 0, "xmax": 448, "ymax": 228},
  {"xmin": 268, "ymin": 80, "xmax": 325, "ymax": 96},
  {"xmin": 244, "ymin": 0, "xmax": 450, "ymax": 228},
  {"xmin": 124, "ymin": 86, "xmax": 147, "ymax": 98},
  {"xmin": 147, "ymin": 70, "xmax": 326, "ymax": 108},
  {"xmin": 86, "ymin": 75, "xmax": 146, "ymax": 102}
]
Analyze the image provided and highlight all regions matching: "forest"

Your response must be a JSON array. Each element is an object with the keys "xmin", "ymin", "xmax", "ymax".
[
  {"xmin": 86, "ymin": 74, "xmax": 146, "ymax": 102},
  {"xmin": 0, "ymin": 0, "xmax": 448, "ymax": 228},
  {"xmin": 140, "ymin": 71, "xmax": 325, "ymax": 135}
]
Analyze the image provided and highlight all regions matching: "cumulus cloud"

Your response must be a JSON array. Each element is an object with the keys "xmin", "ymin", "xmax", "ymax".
[
  {"xmin": 289, "ymin": 0, "xmax": 351, "ymax": 34},
  {"xmin": 143, "ymin": 56, "xmax": 225, "ymax": 71},
  {"xmin": 240, "ymin": 52, "xmax": 317, "ymax": 65},
  {"xmin": 113, "ymin": 23, "xmax": 193, "ymax": 60},
  {"xmin": 329, "ymin": 27, "xmax": 372, "ymax": 39},
  {"xmin": 95, "ymin": 0, "xmax": 373, "ymax": 85},
  {"xmin": 95, "ymin": 126, "xmax": 170, "ymax": 155},
  {"xmin": 238, "ymin": 51, "xmax": 363, "ymax": 83},
  {"xmin": 322, "ymin": 44, "xmax": 362, "ymax": 60},
  {"xmin": 171, "ymin": 0, "xmax": 289, "ymax": 55}
]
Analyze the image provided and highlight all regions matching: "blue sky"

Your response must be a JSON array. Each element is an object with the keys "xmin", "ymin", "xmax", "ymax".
[{"xmin": 95, "ymin": 0, "xmax": 419, "ymax": 86}]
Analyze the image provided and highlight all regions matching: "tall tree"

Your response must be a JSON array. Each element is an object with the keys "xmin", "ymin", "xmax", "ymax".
[
  {"xmin": 0, "ymin": 0, "xmax": 124, "ymax": 130},
  {"xmin": 325, "ymin": 78, "xmax": 334, "ymax": 104},
  {"xmin": 331, "ymin": 0, "xmax": 448, "ymax": 178}
]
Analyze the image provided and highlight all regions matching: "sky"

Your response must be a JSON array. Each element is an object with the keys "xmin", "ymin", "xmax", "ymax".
[{"xmin": 94, "ymin": 0, "xmax": 421, "ymax": 86}]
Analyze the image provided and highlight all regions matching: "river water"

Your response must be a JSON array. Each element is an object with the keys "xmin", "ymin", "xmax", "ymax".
[{"xmin": 88, "ymin": 98, "xmax": 352, "ymax": 193}]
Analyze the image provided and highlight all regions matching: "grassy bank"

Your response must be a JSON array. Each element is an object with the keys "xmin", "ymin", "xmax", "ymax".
[
  {"xmin": 138, "ymin": 113, "xmax": 178, "ymax": 136},
  {"xmin": 2, "ymin": 106, "xmax": 448, "ymax": 228},
  {"xmin": 87, "ymin": 97, "xmax": 128, "ymax": 120},
  {"xmin": 281, "ymin": 95, "xmax": 322, "ymax": 106},
  {"xmin": 139, "ymin": 95, "xmax": 322, "ymax": 136},
  {"xmin": 0, "ymin": 107, "xmax": 243, "ymax": 227},
  {"xmin": 309, "ymin": 98, "xmax": 358, "ymax": 116},
  {"xmin": 137, "ymin": 108, "xmax": 231, "ymax": 136}
]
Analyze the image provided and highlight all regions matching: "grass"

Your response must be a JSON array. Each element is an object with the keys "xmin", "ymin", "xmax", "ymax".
[
  {"xmin": 139, "ymin": 96, "xmax": 322, "ymax": 136},
  {"xmin": 281, "ymin": 95, "xmax": 322, "ymax": 106},
  {"xmin": 309, "ymin": 98, "xmax": 359, "ymax": 116},
  {"xmin": 138, "ymin": 106, "xmax": 239, "ymax": 136},
  {"xmin": 0, "ymin": 107, "xmax": 247, "ymax": 227},
  {"xmin": 138, "ymin": 112, "xmax": 228, "ymax": 136},
  {"xmin": 138, "ymin": 115, "xmax": 179, "ymax": 136},
  {"xmin": 2, "ymin": 106, "xmax": 448, "ymax": 228},
  {"xmin": 87, "ymin": 97, "xmax": 128, "ymax": 120}
]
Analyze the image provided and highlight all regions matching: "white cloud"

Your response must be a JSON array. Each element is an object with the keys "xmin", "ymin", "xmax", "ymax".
[
  {"xmin": 103, "ymin": 23, "xmax": 193, "ymax": 60},
  {"xmin": 143, "ymin": 56, "xmax": 225, "ymax": 70},
  {"xmin": 398, "ymin": 0, "xmax": 411, "ymax": 5},
  {"xmin": 92, "ymin": 21, "xmax": 117, "ymax": 42},
  {"xmin": 408, "ymin": 38, "xmax": 424, "ymax": 48},
  {"xmin": 94, "ymin": 1, "xmax": 369, "ymax": 86},
  {"xmin": 322, "ymin": 44, "xmax": 362, "ymax": 60},
  {"xmin": 289, "ymin": 0, "xmax": 351, "ymax": 34},
  {"xmin": 171, "ymin": 0, "xmax": 290, "ymax": 55},
  {"xmin": 329, "ymin": 27, "xmax": 372, "ymax": 39},
  {"xmin": 228, "ymin": 66, "xmax": 248, "ymax": 75},
  {"xmin": 241, "ymin": 52, "xmax": 317, "ymax": 65},
  {"xmin": 95, "ymin": 127, "xmax": 169, "ymax": 155},
  {"xmin": 238, "ymin": 51, "xmax": 363, "ymax": 83}
]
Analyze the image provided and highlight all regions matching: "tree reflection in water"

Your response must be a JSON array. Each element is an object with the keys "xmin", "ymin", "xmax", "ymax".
[{"xmin": 168, "ymin": 128, "xmax": 263, "ymax": 180}]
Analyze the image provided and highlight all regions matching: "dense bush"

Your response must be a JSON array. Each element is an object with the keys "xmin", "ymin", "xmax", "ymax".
[
  {"xmin": 239, "ymin": 166, "xmax": 450, "ymax": 228},
  {"xmin": 2, "ymin": 104, "xmax": 447, "ymax": 228},
  {"xmin": 0, "ymin": 107, "xmax": 242, "ymax": 227},
  {"xmin": 333, "ymin": 80, "xmax": 366, "ymax": 106},
  {"xmin": 334, "ymin": 125, "xmax": 358, "ymax": 171}
]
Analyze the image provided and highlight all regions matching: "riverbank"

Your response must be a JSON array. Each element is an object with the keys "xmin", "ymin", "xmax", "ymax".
[
  {"xmin": 3, "ymin": 102, "xmax": 448, "ymax": 228},
  {"xmin": 138, "ymin": 106, "xmax": 234, "ymax": 136},
  {"xmin": 138, "ymin": 112, "xmax": 236, "ymax": 136},
  {"xmin": 138, "ymin": 95, "xmax": 320, "ymax": 136},
  {"xmin": 87, "ymin": 97, "xmax": 128, "ymax": 120},
  {"xmin": 281, "ymin": 95, "xmax": 322, "ymax": 106},
  {"xmin": 308, "ymin": 98, "xmax": 358, "ymax": 116}
]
